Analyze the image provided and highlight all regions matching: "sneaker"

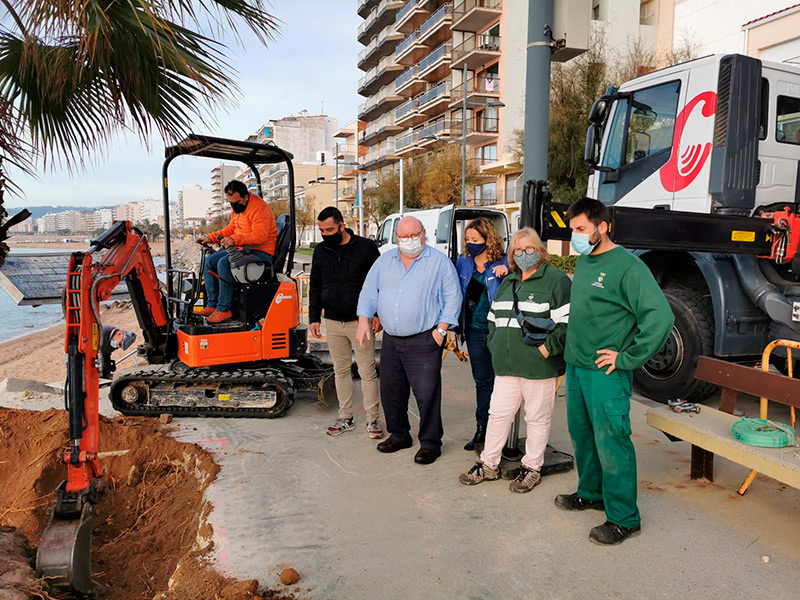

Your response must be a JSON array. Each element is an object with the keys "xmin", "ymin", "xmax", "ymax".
[
  {"xmin": 554, "ymin": 492, "xmax": 605, "ymax": 511},
  {"xmin": 458, "ymin": 461, "xmax": 500, "ymax": 486},
  {"xmin": 326, "ymin": 417, "xmax": 355, "ymax": 436},
  {"xmin": 195, "ymin": 306, "xmax": 216, "ymax": 316},
  {"xmin": 509, "ymin": 466, "xmax": 541, "ymax": 493},
  {"xmin": 366, "ymin": 420, "xmax": 384, "ymax": 439},
  {"xmin": 207, "ymin": 310, "xmax": 232, "ymax": 324},
  {"xmin": 589, "ymin": 521, "xmax": 641, "ymax": 545}
]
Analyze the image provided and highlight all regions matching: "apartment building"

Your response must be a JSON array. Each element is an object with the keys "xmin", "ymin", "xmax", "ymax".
[
  {"xmin": 357, "ymin": 0, "xmax": 666, "ymax": 211},
  {"xmin": 209, "ymin": 164, "xmax": 240, "ymax": 220},
  {"xmin": 332, "ymin": 120, "xmax": 367, "ymax": 220}
]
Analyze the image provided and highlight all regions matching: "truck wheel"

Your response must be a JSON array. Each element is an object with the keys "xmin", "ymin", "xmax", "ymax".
[{"xmin": 633, "ymin": 289, "xmax": 716, "ymax": 403}]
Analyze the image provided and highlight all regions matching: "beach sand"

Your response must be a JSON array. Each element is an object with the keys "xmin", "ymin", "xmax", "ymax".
[{"xmin": 0, "ymin": 306, "xmax": 143, "ymax": 384}]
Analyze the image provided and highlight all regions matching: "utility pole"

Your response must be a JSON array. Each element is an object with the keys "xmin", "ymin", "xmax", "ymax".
[
  {"xmin": 505, "ymin": 0, "xmax": 556, "ymax": 463},
  {"xmin": 357, "ymin": 172, "xmax": 364, "ymax": 237},
  {"xmin": 461, "ymin": 62, "xmax": 468, "ymax": 206},
  {"xmin": 399, "ymin": 158, "xmax": 404, "ymax": 214},
  {"xmin": 334, "ymin": 142, "xmax": 340, "ymax": 211},
  {"xmin": 522, "ymin": 0, "xmax": 553, "ymax": 186}
]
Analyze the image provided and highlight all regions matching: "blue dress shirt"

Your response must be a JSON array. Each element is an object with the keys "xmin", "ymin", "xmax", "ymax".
[{"xmin": 357, "ymin": 245, "xmax": 463, "ymax": 337}]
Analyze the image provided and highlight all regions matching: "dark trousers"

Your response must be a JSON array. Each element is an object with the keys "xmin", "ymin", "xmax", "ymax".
[
  {"xmin": 465, "ymin": 328, "xmax": 494, "ymax": 426},
  {"xmin": 380, "ymin": 330, "xmax": 444, "ymax": 449}
]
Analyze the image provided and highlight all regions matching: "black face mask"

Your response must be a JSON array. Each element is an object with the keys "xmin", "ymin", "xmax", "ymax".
[
  {"xmin": 322, "ymin": 229, "xmax": 343, "ymax": 246},
  {"xmin": 230, "ymin": 201, "xmax": 246, "ymax": 214}
]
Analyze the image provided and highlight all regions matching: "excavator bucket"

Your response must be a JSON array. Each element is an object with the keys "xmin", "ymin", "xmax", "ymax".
[
  {"xmin": 317, "ymin": 372, "xmax": 337, "ymax": 406},
  {"xmin": 36, "ymin": 501, "xmax": 105, "ymax": 598}
]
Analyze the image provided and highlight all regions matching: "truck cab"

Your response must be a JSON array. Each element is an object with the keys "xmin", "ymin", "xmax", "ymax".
[{"xmin": 579, "ymin": 54, "xmax": 800, "ymax": 402}]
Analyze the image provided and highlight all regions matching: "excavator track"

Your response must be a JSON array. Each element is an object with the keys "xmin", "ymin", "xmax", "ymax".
[{"xmin": 109, "ymin": 363, "xmax": 297, "ymax": 419}]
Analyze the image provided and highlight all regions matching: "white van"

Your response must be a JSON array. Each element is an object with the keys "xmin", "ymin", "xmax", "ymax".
[{"xmin": 375, "ymin": 205, "xmax": 510, "ymax": 261}]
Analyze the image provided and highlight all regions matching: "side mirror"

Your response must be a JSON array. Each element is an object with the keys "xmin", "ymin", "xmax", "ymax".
[
  {"xmin": 369, "ymin": 234, "xmax": 375, "ymax": 241},
  {"xmin": 588, "ymin": 97, "xmax": 610, "ymax": 125},
  {"xmin": 584, "ymin": 123, "xmax": 601, "ymax": 167}
]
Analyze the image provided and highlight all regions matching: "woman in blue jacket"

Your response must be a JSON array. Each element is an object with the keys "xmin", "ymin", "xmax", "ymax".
[{"xmin": 456, "ymin": 217, "xmax": 509, "ymax": 451}]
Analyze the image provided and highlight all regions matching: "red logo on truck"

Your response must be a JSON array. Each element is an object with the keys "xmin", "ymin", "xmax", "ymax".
[{"xmin": 659, "ymin": 91, "xmax": 717, "ymax": 192}]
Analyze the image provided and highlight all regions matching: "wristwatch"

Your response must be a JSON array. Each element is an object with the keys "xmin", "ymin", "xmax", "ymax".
[{"xmin": 436, "ymin": 327, "xmax": 448, "ymax": 337}]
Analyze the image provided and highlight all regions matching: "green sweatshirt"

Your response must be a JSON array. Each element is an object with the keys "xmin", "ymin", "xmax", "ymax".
[
  {"xmin": 565, "ymin": 246, "xmax": 674, "ymax": 372},
  {"xmin": 487, "ymin": 263, "xmax": 572, "ymax": 380}
]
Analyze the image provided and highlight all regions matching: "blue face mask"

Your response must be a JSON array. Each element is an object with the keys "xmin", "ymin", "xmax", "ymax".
[
  {"xmin": 467, "ymin": 242, "xmax": 487, "ymax": 257},
  {"xmin": 571, "ymin": 227, "xmax": 600, "ymax": 255}
]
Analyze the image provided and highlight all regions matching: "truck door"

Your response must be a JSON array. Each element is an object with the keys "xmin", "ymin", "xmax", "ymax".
[{"xmin": 595, "ymin": 74, "xmax": 688, "ymax": 210}]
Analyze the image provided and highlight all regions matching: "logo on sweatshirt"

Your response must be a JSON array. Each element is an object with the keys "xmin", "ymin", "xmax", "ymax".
[{"xmin": 592, "ymin": 272, "xmax": 606, "ymax": 289}]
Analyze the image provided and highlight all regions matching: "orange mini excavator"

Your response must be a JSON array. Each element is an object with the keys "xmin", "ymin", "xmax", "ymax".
[{"xmin": 36, "ymin": 135, "xmax": 334, "ymax": 596}]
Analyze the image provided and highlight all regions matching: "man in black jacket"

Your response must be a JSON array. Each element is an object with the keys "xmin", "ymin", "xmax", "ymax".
[{"xmin": 310, "ymin": 207, "xmax": 383, "ymax": 439}]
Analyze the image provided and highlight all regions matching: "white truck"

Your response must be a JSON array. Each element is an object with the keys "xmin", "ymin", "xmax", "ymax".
[
  {"xmin": 375, "ymin": 205, "xmax": 509, "ymax": 261},
  {"xmin": 529, "ymin": 54, "xmax": 800, "ymax": 402}
]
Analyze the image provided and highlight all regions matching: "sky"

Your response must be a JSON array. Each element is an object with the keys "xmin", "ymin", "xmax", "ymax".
[{"xmin": 4, "ymin": 1, "xmax": 363, "ymax": 210}]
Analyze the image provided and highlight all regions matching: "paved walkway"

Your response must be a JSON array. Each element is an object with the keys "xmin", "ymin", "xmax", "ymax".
[{"xmin": 5, "ymin": 355, "xmax": 800, "ymax": 598}]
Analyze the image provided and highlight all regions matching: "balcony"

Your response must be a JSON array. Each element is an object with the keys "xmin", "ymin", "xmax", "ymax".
[
  {"xmin": 361, "ymin": 113, "xmax": 403, "ymax": 146},
  {"xmin": 451, "ymin": 32, "xmax": 500, "ymax": 71},
  {"xmin": 449, "ymin": 75, "xmax": 500, "ymax": 105},
  {"xmin": 419, "ymin": 3, "xmax": 452, "ymax": 46},
  {"xmin": 358, "ymin": 81, "xmax": 405, "ymax": 121},
  {"xmin": 417, "ymin": 80, "xmax": 451, "ymax": 117},
  {"xmin": 358, "ymin": 36, "xmax": 380, "ymax": 70},
  {"xmin": 450, "ymin": 115, "xmax": 499, "ymax": 144},
  {"xmin": 362, "ymin": 140, "xmax": 399, "ymax": 170},
  {"xmin": 418, "ymin": 42, "xmax": 452, "ymax": 82},
  {"xmin": 452, "ymin": 0, "xmax": 501, "ymax": 32},
  {"xmin": 395, "ymin": 0, "xmax": 430, "ymax": 34},
  {"xmin": 395, "ymin": 97, "xmax": 423, "ymax": 127},
  {"xmin": 358, "ymin": 0, "xmax": 379, "ymax": 19},
  {"xmin": 395, "ymin": 64, "xmax": 426, "ymax": 97},
  {"xmin": 359, "ymin": 55, "xmax": 404, "ymax": 96},
  {"xmin": 358, "ymin": 0, "xmax": 404, "ymax": 45},
  {"xmin": 395, "ymin": 129, "xmax": 419, "ymax": 153},
  {"xmin": 395, "ymin": 29, "xmax": 429, "ymax": 65}
]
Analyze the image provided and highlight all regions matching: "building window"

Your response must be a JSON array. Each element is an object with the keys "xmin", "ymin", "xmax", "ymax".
[{"xmin": 476, "ymin": 143, "xmax": 497, "ymax": 165}]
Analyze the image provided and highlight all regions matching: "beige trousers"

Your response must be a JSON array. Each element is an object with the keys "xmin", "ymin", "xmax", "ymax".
[
  {"xmin": 479, "ymin": 375, "xmax": 558, "ymax": 472},
  {"xmin": 325, "ymin": 319, "xmax": 380, "ymax": 422}
]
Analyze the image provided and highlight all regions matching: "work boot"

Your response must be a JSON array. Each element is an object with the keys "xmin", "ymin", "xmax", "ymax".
[
  {"xmin": 196, "ymin": 306, "xmax": 216, "ymax": 316},
  {"xmin": 589, "ymin": 521, "xmax": 641, "ymax": 546},
  {"xmin": 463, "ymin": 423, "xmax": 486, "ymax": 451},
  {"xmin": 458, "ymin": 460, "xmax": 500, "ymax": 486},
  {"xmin": 509, "ymin": 466, "xmax": 541, "ymax": 493},
  {"xmin": 366, "ymin": 420, "xmax": 384, "ymax": 439},
  {"xmin": 554, "ymin": 492, "xmax": 605, "ymax": 511},
  {"xmin": 327, "ymin": 417, "xmax": 355, "ymax": 436},
  {"xmin": 207, "ymin": 310, "xmax": 232, "ymax": 324}
]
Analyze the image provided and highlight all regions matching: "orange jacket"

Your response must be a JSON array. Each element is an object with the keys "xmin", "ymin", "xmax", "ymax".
[{"xmin": 209, "ymin": 194, "xmax": 277, "ymax": 256}]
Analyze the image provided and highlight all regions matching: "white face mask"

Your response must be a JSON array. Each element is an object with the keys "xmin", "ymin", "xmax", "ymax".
[{"xmin": 398, "ymin": 236, "xmax": 423, "ymax": 257}]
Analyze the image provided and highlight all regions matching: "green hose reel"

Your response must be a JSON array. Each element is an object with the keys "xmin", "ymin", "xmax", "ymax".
[{"xmin": 731, "ymin": 418, "xmax": 796, "ymax": 448}]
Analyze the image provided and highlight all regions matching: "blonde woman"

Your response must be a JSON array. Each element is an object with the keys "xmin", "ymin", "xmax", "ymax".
[
  {"xmin": 455, "ymin": 218, "xmax": 509, "ymax": 451},
  {"xmin": 458, "ymin": 227, "xmax": 571, "ymax": 493}
]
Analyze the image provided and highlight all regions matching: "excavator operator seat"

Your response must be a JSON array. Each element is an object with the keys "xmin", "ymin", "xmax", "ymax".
[
  {"xmin": 228, "ymin": 248, "xmax": 275, "ymax": 284},
  {"xmin": 271, "ymin": 214, "xmax": 291, "ymax": 274}
]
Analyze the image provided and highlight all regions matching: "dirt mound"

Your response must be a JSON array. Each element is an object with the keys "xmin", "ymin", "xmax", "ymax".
[{"xmin": 0, "ymin": 408, "xmax": 297, "ymax": 600}]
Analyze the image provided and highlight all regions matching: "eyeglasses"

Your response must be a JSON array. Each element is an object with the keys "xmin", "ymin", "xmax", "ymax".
[
  {"xmin": 513, "ymin": 247, "xmax": 537, "ymax": 257},
  {"xmin": 397, "ymin": 231, "xmax": 423, "ymax": 241}
]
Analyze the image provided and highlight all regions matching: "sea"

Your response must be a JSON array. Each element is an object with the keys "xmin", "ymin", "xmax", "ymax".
[{"xmin": 0, "ymin": 248, "xmax": 165, "ymax": 344}]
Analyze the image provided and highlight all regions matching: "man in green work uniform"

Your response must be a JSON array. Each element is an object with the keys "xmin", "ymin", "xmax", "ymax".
[{"xmin": 557, "ymin": 197, "xmax": 674, "ymax": 545}]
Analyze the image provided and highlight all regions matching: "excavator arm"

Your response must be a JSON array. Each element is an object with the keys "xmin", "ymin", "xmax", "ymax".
[{"xmin": 36, "ymin": 220, "xmax": 169, "ymax": 596}]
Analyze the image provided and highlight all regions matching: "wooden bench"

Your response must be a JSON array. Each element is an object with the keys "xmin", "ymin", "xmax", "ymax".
[{"xmin": 646, "ymin": 356, "xmax": 800, "ymax": 493}]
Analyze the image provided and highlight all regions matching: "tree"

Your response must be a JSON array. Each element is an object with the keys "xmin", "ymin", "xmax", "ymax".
[
  {"xmin": 135, "ymin": 219, "xmax": 164, "ymax": 240},
  {"xmin": 296, "ymin": 200, "xmax": 316, "ymax": 245},
  {"xmin": 0, "ymin": 0, "xmax": 278, "ymax": 266}
]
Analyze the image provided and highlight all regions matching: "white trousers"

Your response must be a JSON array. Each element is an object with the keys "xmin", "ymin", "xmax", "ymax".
[{"xmin": 479, "ymin": 375, "xmax": 557, "ymax": 471}]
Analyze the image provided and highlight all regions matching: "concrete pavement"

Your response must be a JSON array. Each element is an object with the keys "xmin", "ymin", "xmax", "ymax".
[{"xmin": 5, "ymin": 355, "xmax": 800, "ymax": 599}]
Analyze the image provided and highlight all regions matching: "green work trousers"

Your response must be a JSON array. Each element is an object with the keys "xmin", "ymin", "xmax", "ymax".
[{"xmin": 565, "ymin": 364, "xmax": 640, "ymax": 528}]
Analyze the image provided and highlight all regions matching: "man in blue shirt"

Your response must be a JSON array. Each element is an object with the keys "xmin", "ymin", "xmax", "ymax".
[{"xmin": 357, "ymin": 216, "xmax": 462, "ymax": 465}]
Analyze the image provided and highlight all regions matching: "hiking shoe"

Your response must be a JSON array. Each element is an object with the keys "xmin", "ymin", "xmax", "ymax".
[
  {"xmin": 509, "ymin": 466, "xmax": 541, "ymax": 493},
  {"xmin": 501, "ymin": 466, "xmax": 524, "ymax": 480},
  {"xmin": 207, "ymin": 310, "xmax": 232, "ymax": 324},
  {"xmin": 554, "ymin": 492, "xmax": 605, "ymax": 511},
  {"xmin": 326, "ymin": 417, "xmax": 354, "ymax": 436},
  {"xmin": 589, "ymin": 521, "xmax": 641, "ymax": 545},
  {"xmin": 366, "ymin": 420, "xmax": 384, "ymax": 439},
  {"xmin": 195, "ymin": 306, "xmax": 216, "ymax": 316},
  {"xmin": 458, "ymin": 461, "xmax": 500, "ymax": 486}
]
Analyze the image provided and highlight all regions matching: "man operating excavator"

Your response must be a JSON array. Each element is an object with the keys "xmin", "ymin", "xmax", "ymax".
[{"xmin": 197, "ymin": 180, "xmax": 278, "ymax": 323}]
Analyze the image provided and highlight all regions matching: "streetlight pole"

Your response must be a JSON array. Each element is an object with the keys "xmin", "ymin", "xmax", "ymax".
[
  {"xmin": 461, "ymin": 62, "xmax": 468, "ymax": 206},
  {"xmin": 399, "ymin": 158, "xmax": 404, "ymax": 214},
  {"xmin": 334, "ymin": 142, "xmax": 340, "ymax": 211}
]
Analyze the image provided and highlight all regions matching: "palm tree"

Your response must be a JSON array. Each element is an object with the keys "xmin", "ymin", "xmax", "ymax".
[{"xmin": 0, "ymin": 0, "xmax": 279, "ymax": 265}]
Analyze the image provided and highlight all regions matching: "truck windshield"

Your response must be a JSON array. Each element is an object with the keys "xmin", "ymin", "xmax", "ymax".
[{"xmin": 600, "ymin": 80, "xmax": 680, "ymax": 169}]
